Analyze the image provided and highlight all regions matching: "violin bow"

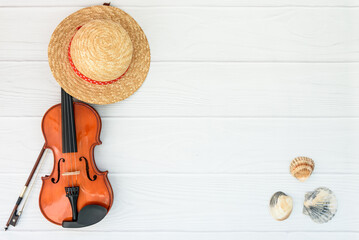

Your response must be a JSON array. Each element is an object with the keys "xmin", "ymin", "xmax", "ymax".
[{"xmin": 5, "ymin": 144, "xmax": 47, "ymax": 230}]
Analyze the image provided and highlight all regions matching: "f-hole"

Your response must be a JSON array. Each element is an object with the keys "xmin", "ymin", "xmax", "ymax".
[
  {"xmin": 51, "ymin": 158, "xmax": 65, "ymax": 184},
  {"xmin": 79, "ymin": 156, "xmax": 97, "ymax": 181}
]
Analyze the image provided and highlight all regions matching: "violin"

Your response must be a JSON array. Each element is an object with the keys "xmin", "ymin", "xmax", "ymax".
[{"xmin": 5, "ymin": 89, "xmax": 113, "ymax": 229}]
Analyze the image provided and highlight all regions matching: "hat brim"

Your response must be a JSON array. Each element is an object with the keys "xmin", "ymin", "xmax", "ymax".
[{"xmin": 48, "ymin": 5, "xmax": 150, "ymax": 105}]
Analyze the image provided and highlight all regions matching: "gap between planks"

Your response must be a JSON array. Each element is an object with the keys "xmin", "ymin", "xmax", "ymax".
[
  {"xmin": 2, "ymin": 116, "xmax": 359, "ymax": 119},
  {"xmin": 3, "ymin": 60, "xmax": 359, "ymax": 63},
  {"xmin": 2, "ymin": 6, "xmax": 359, "ymax": 8}
]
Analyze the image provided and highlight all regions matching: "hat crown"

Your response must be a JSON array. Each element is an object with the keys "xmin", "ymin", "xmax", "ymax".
[{"xmin": 70, "ymin": 19, "xmax": 133, "ymax": 82}]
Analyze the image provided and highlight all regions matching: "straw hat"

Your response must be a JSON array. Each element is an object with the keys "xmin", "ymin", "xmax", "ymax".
[{"xmin": 48, "ymin": 4, "xmax": 150, "ymax": 104}]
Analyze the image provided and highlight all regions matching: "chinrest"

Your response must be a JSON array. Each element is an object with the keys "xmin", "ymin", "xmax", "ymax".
[{"xmin": 62, "ymin": 204, "xmax": 107, "ymax": 228}]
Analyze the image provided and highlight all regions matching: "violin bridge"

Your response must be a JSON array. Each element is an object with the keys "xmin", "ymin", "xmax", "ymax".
[{"xmin": 62, "ymin": 171, "xmax": 80, "ymax": 176}]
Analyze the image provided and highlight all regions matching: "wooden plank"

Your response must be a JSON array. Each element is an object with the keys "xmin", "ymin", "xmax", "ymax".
[
  {"xmin": 1, "ymin": 232, "xmax": 358, "ymax": 240},
  {"xmin": 0, "ymin": 7, "xmax": 358, "ymax": 61},
  {"xmin": 0, "ymin": 117, "xmax": 358, "ymax": 174},
  {"xmin": 1, "ymin": 0, "xmax": 359, "ymax": 7},
  {"xmin": 0, "ymin": 174, "xmax": 357, "ymax": 231},
  {"xmin": 1, "ymin": 62, "xmax": 359, "ymax": 117}
]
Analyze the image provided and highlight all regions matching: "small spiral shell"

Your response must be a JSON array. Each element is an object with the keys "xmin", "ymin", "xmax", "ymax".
[{"xmin": 290, "ymin": 156, "xmax": 314, "ymax": 182}]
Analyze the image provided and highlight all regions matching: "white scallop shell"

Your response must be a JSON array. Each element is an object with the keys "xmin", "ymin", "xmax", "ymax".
[
  {"xmin": 269, "ymin": 191, "xmax": 293, "ymax": 221},
  {"xmin": 303, "ymin": 187, "xmax": 338, "ymax": 224}
]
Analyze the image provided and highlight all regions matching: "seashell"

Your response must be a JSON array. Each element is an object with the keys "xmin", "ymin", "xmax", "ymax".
[
  {"xmin": 303, "ymin": 187, "xmax": 338, "ymax": 224},
  {"xmin": 290, "ymin": 156, "xmax": 315, "ymax": 182},
  {"xmin": 269, "ymin": 191, "xmax": 293, "ymax": 221}
]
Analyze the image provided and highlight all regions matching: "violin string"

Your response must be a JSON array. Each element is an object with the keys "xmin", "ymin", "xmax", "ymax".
[
  {"xmin": 70, "ymin": 95, "xmax": 74, "ymax": 188},
  {"xmin": 66, "ymin": 92, "xmax": 74, "ymax": 188},
  {"xmin": 71, "ymin": 100, "xmax": 77, "ymax": 186},
  {"xmin": 68, "ymin": 91, "xmax": 71, "ymax": 187},
  {"xmin": 74, "ymin": 101, "xmax": 77, "ymax": 186},
  {"xmin": 75, "ymin": 134, "xmax": 78, "ymax": 186},
  {"xmin": 73, "ymin": 103, "xmax": 77, "ymax": 186},
  {"xmin": 63, "ymin": 89, "xmax": 70, "ymax": 188}
]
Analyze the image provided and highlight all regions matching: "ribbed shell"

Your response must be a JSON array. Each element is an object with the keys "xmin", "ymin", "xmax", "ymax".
[
  {"xmin": 303, "ymin": 187, "xmax": 338, "ymax": 224},
  {"xmin": 290, "ymin": 156, "xmax": 315, "ymax": 182}
]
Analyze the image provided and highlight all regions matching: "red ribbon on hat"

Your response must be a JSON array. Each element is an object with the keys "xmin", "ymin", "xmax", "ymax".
[{"xmin": 68, "ymin": 26, "xmax": 128, "ymax": 85}]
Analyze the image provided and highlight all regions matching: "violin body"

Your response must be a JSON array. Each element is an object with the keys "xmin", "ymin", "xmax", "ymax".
[{"xmin": 39, "ymin": 99, "xmax": 113, "ymax": 226}]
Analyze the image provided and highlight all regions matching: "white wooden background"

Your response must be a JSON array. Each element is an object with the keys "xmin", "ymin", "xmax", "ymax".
[{"xmin": 0, "ymin": 0, "xmax": 359, "ymax": 239}]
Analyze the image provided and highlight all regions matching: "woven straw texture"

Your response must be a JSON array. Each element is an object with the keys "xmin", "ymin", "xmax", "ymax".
[{"xmin": 48, "ymin": 5, "xmax": 151, "ymax": 104}]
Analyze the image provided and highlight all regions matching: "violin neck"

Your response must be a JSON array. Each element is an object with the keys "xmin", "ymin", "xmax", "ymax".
[{"xmin": 61, "ymin": 88, "xmax": 77, "ymax": 153}]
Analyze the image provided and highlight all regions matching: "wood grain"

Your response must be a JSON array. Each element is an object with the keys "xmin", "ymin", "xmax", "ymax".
[
  {"xmin": 1, "ymin": 62, "xmax": 359, "ymax": 117},
  {"xmin": 1, "ymin": 232, "xmax": 358, "ymax": 240},
  {"xmin": 0, "ymin": 117, "xmax": 358, "ymax": 174},
  {"xmin": 0, "ymin": 174, "xmax": 357, "ymax": 231},
  {"xmin": 0, "ymin": 1, "xmax": 357, "ymax": 238},
  {"xmin": 0, "ymin": 7, "xmax": 358, "ymax": 61},
  {"xmin": 1, "ymin": 0, "xmax": 359, "ymax": 7}
]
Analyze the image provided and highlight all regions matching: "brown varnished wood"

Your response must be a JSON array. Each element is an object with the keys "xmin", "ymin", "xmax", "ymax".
[{"xmin": 39, "ymin": 102, "xmax": 113, "ymax": 225}]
